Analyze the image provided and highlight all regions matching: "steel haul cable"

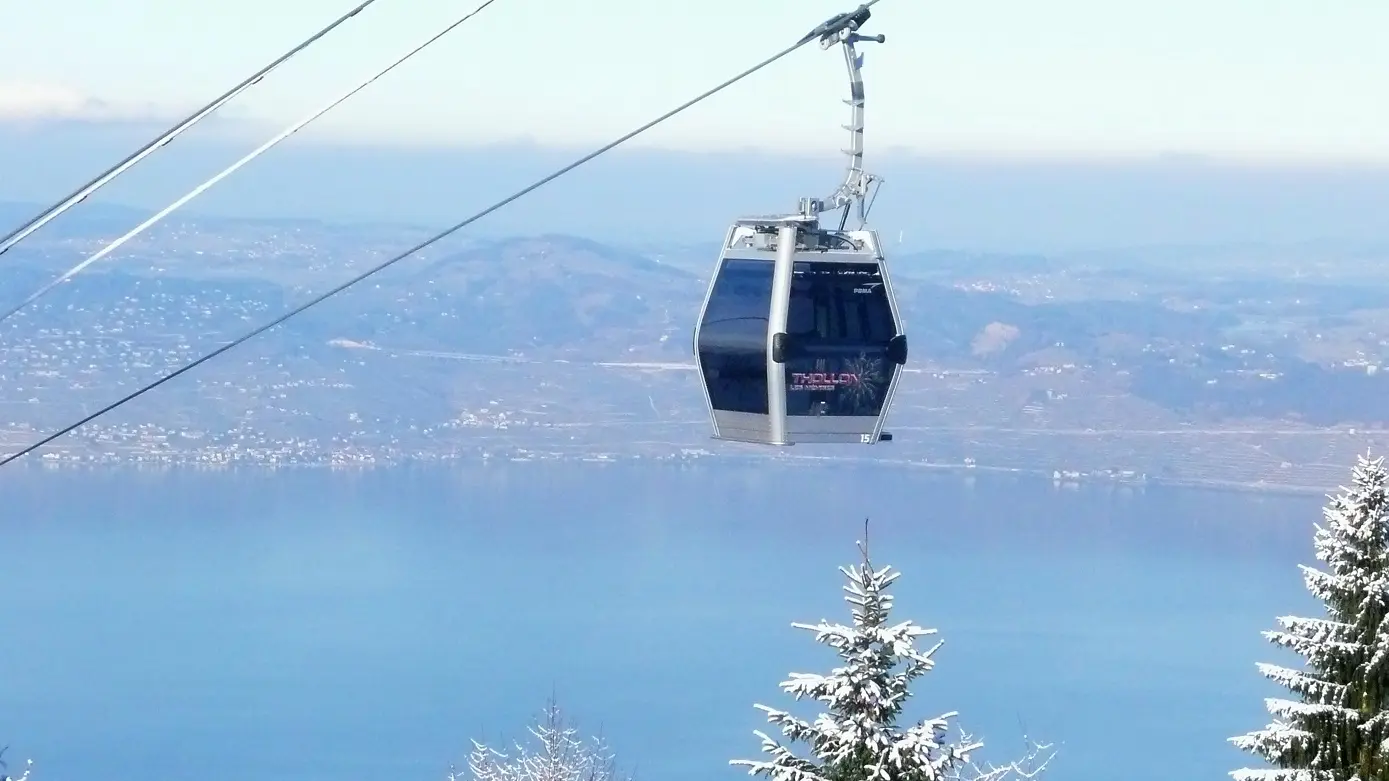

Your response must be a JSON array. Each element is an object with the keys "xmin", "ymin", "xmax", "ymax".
[
  {"xmin": 0, "ymin": 0, "xmax": 886, "ymax": 468},
  {"xmin": 0, "ymin": 0, "xmax": 382, "ymax": 261},
  {"xmin": 0, "ymin": 0, "xmax": 504, "ymax": 330}
]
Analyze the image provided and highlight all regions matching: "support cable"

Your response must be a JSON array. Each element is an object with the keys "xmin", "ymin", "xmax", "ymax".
[
  {"xmin": 0, "ymin": 0, "xmax": 502, "ymax": 330},
  {"xmin": 0, "ymin": 0, "xmax": 886, "ymax": 467},
  {"xmin": 0, "ymin": 0, "xmax": 383, "ymax": 261}
]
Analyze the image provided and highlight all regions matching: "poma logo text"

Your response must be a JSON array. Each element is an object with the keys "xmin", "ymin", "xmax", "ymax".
[{"xmin": 789, "ymin": 372, "xmax": 860, "ymax": 391}]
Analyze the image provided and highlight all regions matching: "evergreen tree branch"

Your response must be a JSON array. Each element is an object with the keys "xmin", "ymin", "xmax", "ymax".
[
  {"xmin": 943, "ymin": 730, "xmax": 1054, "ymax": 781},
  {"xmin": 0, "ymin": 746, "xmax": 30, "ymax": 781}
]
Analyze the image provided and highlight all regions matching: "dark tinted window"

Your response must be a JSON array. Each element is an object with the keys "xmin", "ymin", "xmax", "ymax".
[
  {"xmin": 783, "ymin": 261, "xmax": 896, "ymax": 418},
  {"xmin": 697, "ymin": 257, "xmax": 773, "ymax": 414},
  {"xmin": 785, "ymin": 261, "xmax": 897, "ymax": 343}
]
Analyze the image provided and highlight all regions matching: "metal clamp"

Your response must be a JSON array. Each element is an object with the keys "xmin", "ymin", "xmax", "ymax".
[{"xmin": 798, "ymin": 4, "xmax": 880, "ymax": 46}]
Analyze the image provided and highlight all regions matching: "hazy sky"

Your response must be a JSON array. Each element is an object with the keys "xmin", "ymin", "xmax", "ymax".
[{"xmin": 3, "ymin": 0, "xmax": 1388, "ymax": 161}]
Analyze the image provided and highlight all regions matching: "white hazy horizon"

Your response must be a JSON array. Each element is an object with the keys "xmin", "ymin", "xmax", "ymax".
[
  {"xmin": 6, "ymin": 0, "xmax": 1389, "ymax": 162},
  {"xmin": 3, "ymin": 116, "xmax": 1388, "ymax": 253}
]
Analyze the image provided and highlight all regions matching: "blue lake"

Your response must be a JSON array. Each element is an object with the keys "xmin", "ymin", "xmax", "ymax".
[{"xmin": 0, "ymin": 463, "xmax": 1324, "ymax": 781}]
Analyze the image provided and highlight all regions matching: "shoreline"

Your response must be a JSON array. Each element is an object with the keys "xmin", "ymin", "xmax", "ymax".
[{"xmin": 0, "ymin": 449, "xmax": 1336, "ymax": 498}]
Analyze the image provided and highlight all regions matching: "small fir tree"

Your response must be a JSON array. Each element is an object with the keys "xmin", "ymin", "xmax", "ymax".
[
  {"xmin": 1231, "ymin": 453, "xmax": 1389, "ymax": 781},
  {"xmin": 454, "ymin": 697, "xmax": 629, "ymax": 781},
  {"xmin": 730, "ymin": 527, "xmax": 977, "ymax": 781}
]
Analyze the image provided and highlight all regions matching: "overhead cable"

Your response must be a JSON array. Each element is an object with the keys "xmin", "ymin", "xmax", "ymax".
[
  {"xmin": 0, "ymin": 0, "xmax": 887, "ymax": 467},
  {"xmin": 0, "ymin": 0, "xmax": 503, "ymax": 331},
  {"xmin": 0, "ymin": 0, "xmax": 382, "ymax": 261}
]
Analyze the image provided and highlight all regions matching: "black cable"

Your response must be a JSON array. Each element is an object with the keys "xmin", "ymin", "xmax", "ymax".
[
  {"xmin": 0, "ymin": 0, "xmax": 381, "ymax": 260},
  {"xmin": 0, "ymin": 4, "xmax": 885, "ymax": 467},
  {"xmin": 0, "ymin": 0, "xmax": 502, "ymax": 331}
]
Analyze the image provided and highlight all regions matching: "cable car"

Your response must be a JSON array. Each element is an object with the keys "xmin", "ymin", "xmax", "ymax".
[{"xmin": 692, "ymin": 7, "xmax": 906, "ymax": 446}]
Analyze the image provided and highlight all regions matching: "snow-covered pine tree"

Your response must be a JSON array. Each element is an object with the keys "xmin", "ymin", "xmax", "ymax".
[
  {"xmin": 730, "ymin": 527, "xmax": 978, "ymax": 781},
  {"xmin": 1231, "ymin": 453, "xmax": 1389, "ymax": 781},
  {"xmin": 453, "ymin": 697, "xmax": 629, "ymax": 781},
  {"xmin": 0, "ymin": 746, "xmax": 31, "ymax": 781}
]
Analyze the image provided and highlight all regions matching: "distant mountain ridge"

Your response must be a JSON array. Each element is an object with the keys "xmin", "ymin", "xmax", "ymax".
[
  {"xmin": 5, "ymin": 118, "xmax": 1389, "ymax": 250},
  {"xmin": 2, "ymin": 205, "xmax": 1388, "ymax": 427},
  {"xmin": 285, "ymin": 235, "xmax": 698, "ymax": 357}
]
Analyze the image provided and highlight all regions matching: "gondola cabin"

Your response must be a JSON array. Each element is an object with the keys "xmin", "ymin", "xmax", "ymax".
[{"xmin": 693, "ymin": 216, "xmax": 907, "ymax": 446}]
